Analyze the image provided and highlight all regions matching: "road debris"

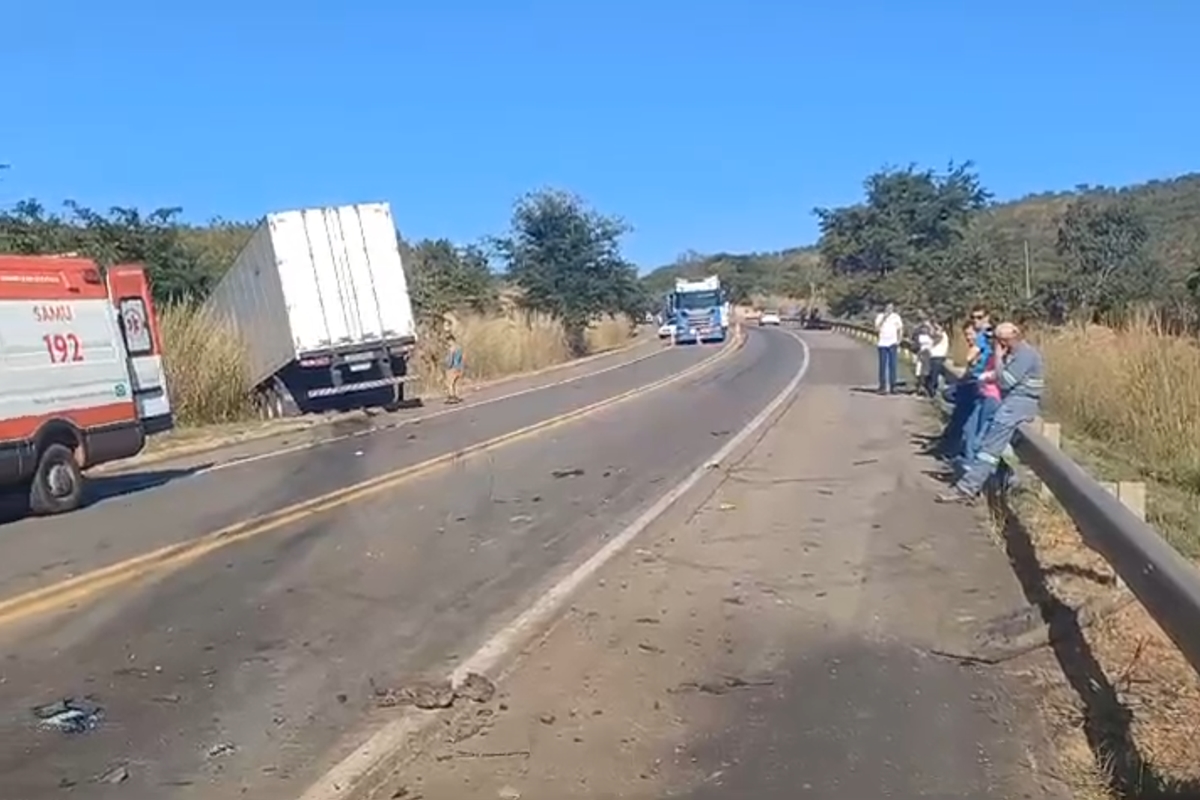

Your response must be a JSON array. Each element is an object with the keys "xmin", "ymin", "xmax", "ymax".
[
  {"xmin": 454, "ymin": 749, "xmax": 530, "ymax": 759},
  {"xmin": 718, "ymin": 502, "xmax": 737, "ymax": 511},
  {"xmin": 95, "ymin": 764, "xmax": 129, "ymax": 784},
  {"xmin": 207, "ymin": 741, "xmax": 237, "ymax": 758},
  {"xmin": 374, "ymin": 672, "xmax": 497, "ymax": 710},
  {"xmin": 537, "ymin": 712, "xmax": 556, "ymax": 725},
  {"xmin": 670, "ymin": 675, "xmax": 775, "ymax": 695},
  {"xmin": 33, "ymin": 698, "xmax": 104, "ymax": 734},
  {"xmin": 457, "ymin": 672, "xmax": 497, "ymax": 703},
  {"xmin": 551, "ymin": 468, "xmax": 585, "ymax": 479}
]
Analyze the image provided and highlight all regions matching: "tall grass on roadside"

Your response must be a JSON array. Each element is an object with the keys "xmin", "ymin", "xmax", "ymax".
[
  {"xmin": 410, "ymin": 311, "xmax": 633, "ymax": 394},
  {"xmin": 1036, "ymin": 319, "xmax": 1200, "ymax": 489},
  {"xmin": 157, "ymin": 304, "xmax": 255, "ymax": 426}
]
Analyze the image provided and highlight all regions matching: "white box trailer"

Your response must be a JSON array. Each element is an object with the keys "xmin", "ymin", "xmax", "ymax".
[{"xmin": 204, "ymin": 202, "xmax": 418, "ymax": 417}]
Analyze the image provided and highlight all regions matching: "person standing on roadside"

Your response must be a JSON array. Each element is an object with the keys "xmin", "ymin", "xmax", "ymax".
[
  {"xmin": 924, "ymin": 320, "xmax": 950, "ymax": 398},
  {"xmin": 874, "ymin": 303, "xmax": 903, "ymax": 394},
  {"xmin": 444, "ymin": 332, "xmax": 465, "ymax": 404},
  {"xmin": 938, "ymin": 322, "xmax": 1044, "ymax": 503},
  {"xmin": 915, "ymin": 321, "xmax": 934, "ymax": 396}
]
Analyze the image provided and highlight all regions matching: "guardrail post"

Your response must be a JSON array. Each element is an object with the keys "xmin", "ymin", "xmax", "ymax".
[
  {"xmin": 1118, "ymin": 480, "xmax": 1147, "ymax": 522},
  {"xmin": 1094, "ymin": 480, "xmax": 1147, "ymax": 590},
  {"xmin": 1037, "ymin": 422, "xmax": 1062, "ymax": 501}
]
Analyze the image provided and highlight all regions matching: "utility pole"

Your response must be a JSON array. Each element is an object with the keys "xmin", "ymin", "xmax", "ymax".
[{"xmin": 1023, "ymin": 239, "xmax": 1032, "ymax": 300}]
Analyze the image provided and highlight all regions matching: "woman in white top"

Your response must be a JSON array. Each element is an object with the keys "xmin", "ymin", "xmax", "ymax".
[{"xmin": 915, "ymin": 323, "xmax": 934, "ymax": 387}]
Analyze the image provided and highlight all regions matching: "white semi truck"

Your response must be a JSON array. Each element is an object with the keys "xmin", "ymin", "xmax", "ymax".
[{"xmin": 204, "ymin": 202, "xmax": 418, "ymax": 417}]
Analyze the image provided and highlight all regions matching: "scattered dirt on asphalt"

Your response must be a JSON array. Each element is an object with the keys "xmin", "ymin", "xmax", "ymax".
[{"xmin": 362, "ymin": 343, "xmax": 1060, "ymax": 800}]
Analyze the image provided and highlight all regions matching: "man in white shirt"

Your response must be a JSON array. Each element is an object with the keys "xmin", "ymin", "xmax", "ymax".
[{"xmin": 873, "ymin": 303, "xmax": 903, "ymax": 394}]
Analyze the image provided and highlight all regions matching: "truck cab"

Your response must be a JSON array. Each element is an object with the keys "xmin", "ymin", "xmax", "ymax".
[{"xmin": 670, "ymin": 276, "xmax": 727, "ymax": 345}]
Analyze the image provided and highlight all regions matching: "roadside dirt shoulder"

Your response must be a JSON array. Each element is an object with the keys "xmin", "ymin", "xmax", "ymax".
[{"xmin": 367, "ymin": 332, "xmax": 1068, "ymax": 800}]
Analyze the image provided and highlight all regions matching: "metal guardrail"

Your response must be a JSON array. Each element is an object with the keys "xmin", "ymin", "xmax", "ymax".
[{"xmin": 825, "ymin": 319, "xmax": 1200, "ymax": 675}]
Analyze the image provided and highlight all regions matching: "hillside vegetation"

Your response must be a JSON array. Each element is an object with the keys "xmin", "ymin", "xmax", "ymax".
[
  {"xmin": 0, "ymin": 190, "xmax": 649, "ymax": 426},
  {"xmin": 642, "ymin": 171, "xmax": 1200, "ymax": 326},
  {"xmin": 641, "ymin": 246, "xmax": 824, "ymax": 307}
]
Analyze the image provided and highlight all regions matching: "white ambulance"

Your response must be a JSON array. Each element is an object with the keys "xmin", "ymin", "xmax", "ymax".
[{"xmin": 0, "ymin": 256, "xmax": 173, "ymax": 515}]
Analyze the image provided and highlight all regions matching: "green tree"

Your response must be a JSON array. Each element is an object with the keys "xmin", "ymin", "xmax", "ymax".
[
  {"xmin": 1055, "ymin": 196, "xmax": 1158, "ymax": 321},
  {"xmin": 0, "ymin": 199, "xmax": 215, "ymax": 302},
  {"xmin": 813, "ymin": 163, "xmax": 994, "ymax": 316},
  {"xmin": 404, "ymin": 237, "xmax": 497, "ymax": 321},
  {"xmin": 814, "ymin": 163, "xmax": 991, "ymax": 279},
  {"xmin": 495, "ymin": 189, "xmax": 640, "ymax": 353}
]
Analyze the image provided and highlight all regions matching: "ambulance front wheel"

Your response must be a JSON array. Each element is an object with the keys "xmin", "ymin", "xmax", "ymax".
[{"xmin": 29, "ymin": 443, "xmax": 85, "ymax": 516}]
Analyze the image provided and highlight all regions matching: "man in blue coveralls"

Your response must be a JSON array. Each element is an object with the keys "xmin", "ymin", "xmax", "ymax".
[{"xmin": 937, "ymin": 321, "xmax": 1044, "ymax": 503}]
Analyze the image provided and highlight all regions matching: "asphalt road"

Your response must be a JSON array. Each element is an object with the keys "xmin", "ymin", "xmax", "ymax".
[
  {"xmin": 0, "ymin": 327, "xmax": 806, "ymax": 799},
  {"xmin": 0, "ymin": 339, "xmax": 705, "ymax": 602},
  {"xmin": 382, "ymin": 330, "xmax": 1060, "ymax": 800}
]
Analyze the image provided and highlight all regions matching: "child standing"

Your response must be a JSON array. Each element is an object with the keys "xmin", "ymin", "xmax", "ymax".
[{"xmin": 444, "ymin": 333, "xmax": 464, "ymax": 404}]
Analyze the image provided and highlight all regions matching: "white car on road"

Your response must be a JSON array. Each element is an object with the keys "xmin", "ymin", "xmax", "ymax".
[
  {"xmin": 759, "ymin": 310, "xmax": 781, "ymax": 326},
  {"xmin": 658, "ymin": 321, "xmax": 675, "ymax": 338}
]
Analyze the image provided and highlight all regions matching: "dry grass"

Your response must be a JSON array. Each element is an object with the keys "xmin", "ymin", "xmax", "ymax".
[
  {"xmin": 409, "ymin": 311, "xmax": 632, "ymax": 393},
  {"xmin": 158, "ymin": 304, "xmax": 255, "ymax": 426},
  {"xmin": 1037, "ymin": 320, "xmax": 1200, "ymax": 490},
  {"xmin": 159, "ymin": 305, "xmax": 634, "ymax": 427},
  {"xmin": 1031, "ymin": 320, "xmax": 1200, "ymax": 557}
]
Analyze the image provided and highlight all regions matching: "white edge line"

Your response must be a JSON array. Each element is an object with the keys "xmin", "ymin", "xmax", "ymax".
[
  {"xmin": 297, "ymin": 329, "xmax": 810, "ymax": 800},
  {"xmin": 196, "ymin": 341, "xmax": 674, "ymax": 476}
]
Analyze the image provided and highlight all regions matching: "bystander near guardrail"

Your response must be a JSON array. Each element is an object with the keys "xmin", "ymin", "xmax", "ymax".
[{"xmin": 822, "ymin": 319, "xmax": 1200, "ymax": 676}]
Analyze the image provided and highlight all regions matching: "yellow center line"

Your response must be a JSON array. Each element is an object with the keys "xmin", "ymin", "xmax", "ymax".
[{"xmin": 0, "ymin": 328, "xmax": 748, "ymax": 629}]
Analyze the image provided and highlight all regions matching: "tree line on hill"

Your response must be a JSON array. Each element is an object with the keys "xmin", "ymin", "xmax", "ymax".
[
  {"xmin": 8, "ymin": 165, "xmax": 1199, "ymax": 338},
  {"xmin": 0, "ymin": 189, "xmax": 651, "ymax": 353},
  {"xmin": 646, "ymin": 168, "xmax": 1200, "ymax": 328}
]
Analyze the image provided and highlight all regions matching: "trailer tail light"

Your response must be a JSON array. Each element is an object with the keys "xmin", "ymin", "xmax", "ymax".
[{"xmin": 299, "ymin": 357, "xmax": 332, "ymax": 368}]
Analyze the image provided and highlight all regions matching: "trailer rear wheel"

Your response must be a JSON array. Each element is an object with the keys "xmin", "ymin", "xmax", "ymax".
[
  {"xmin": 257, "ymin": 386, "xmax": 289, "ymax": 420},
  {"xmin": 29, "ymin": 443, "xmax": 85, "ymax": 516}
]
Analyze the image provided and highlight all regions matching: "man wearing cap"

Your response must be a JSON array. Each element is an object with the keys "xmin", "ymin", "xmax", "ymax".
[{"xmin": 937, "ymin": 321, "xmax": 1044, "ymax": 503}]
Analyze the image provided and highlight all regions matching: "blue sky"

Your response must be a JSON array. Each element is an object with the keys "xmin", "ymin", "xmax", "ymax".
[{"xmin": 4, "ymin": 1, "xmax": 1198, "ymax": 270}]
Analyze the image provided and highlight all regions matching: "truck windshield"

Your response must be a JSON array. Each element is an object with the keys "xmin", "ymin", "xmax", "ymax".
[{"xmin": 675, "ymin": 290, "xmax": 721, "ymax": 311}]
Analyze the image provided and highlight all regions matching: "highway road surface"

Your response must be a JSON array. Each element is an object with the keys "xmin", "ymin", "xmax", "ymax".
[
  {"xmin": 375, "ymin": 331, "xmax": 1066, "ymax": 800},
  {"xmin": 0, "ymin": 326, "xmax": 808, "ymax": 799}
]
